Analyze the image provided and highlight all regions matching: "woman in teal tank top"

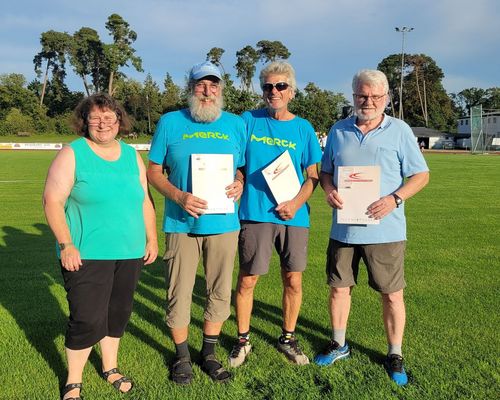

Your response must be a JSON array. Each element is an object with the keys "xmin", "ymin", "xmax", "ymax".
[{"xmin": 43, "ymin": 94, "xmax": 158, "ymax": 400}]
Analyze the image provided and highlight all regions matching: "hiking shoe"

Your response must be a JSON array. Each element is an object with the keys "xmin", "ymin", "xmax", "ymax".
[
  {"xmin": 313, "ymin": 340, "xmax": 350, "ymax": 366},
  {"xmin": 228, "ymin": 340, "xmax": 252, "ymax": 368},
  {"xmin": 384, "ymin": 354, "xmax": 408, "ymax": 386},
  {"xmin": 277, "ymin": 339, "xmax": 310, "ymax": 365}
]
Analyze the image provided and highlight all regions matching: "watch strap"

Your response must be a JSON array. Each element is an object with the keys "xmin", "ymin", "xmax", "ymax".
[
  {"xmin": 59, "ymin": 242, "xmax": 74, "ymax": 251},
  {"xmin": 392, "ymin": 193, "xmax": 403, "ymax": 207}
]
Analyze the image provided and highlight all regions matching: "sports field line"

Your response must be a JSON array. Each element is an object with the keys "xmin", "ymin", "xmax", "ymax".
[{"xmin": 0, "ymin": 180, "xmax": 43, "ymax": 183}]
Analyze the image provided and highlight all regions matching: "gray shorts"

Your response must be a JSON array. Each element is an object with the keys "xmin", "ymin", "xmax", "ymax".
[
  {"xmin": 163, "ymin": 231, "xmax": 239, "ymax": 328},
  {"xmin": 238, "ymin": 221, "xmax": 309, "ymax": 275},
  {"xmin": 326, "ymin": 239, "xmax": 406, "ymax": 293}
]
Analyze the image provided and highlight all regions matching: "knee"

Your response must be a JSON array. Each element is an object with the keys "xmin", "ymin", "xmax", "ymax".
[
  {"xmin": 237, "ymin": 274, "xmax": 259, "ymax": 293},
  {"xmin": 330, "ymin": 286, "xmax": 351, "ymax": 299},
  {"xmin": 382, "ymin": 290, "xmax": 404, "ymax": 305},
  {"xmin": 283, "ymin": 273, "xmax": 302, "ymax": 294}
]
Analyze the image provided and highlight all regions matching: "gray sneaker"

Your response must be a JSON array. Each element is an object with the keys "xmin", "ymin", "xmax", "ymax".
[
  {"xmin": 277, "ymin": 339, "xmax": 310, "ymax": 365},
  {"xmin": 228, "ymin": 340, "xmax": 252, "ymax": 368}
]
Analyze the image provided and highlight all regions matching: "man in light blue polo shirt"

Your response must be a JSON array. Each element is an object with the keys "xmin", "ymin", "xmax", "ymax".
[
  {"xmin": 313, "ymin": 69, "xmax": 429, "ymax": 386},
  {"xmin": 147, "ymin": 61, "xmax": 246, "ymax": 385}
]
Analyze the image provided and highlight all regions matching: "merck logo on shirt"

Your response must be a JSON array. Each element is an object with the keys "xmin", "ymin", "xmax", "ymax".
[
  {"xmin": 182, "ymin": 131, "xmax": 229, "ymax": 140},
  {"xmin": 250, "ymin": 134, "xmax": 296, "ymax": 150}
]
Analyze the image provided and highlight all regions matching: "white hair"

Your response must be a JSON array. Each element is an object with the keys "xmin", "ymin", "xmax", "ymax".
[
  {"xmin": 259, "ymin": 61, "xmax": 297, "ymax": 92},
  {"xmin": 352, "ymin": 69, "xmax": 389, "ymax": 93}
]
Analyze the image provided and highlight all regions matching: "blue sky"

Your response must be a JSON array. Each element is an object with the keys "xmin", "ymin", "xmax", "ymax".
[{"xmin": 1, "ymin": 0, "xmax": 498, "ymax": 98}]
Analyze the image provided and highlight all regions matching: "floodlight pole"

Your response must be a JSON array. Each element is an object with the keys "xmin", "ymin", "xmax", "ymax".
[{"xmin": 395, "ymin": 27, "xmax": 414, "ymax": 120}]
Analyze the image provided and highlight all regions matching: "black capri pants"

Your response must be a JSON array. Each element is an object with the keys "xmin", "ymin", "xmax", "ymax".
[{"xmin": 61, "ymin": 258, "xmax": 143, "ymax": 350}]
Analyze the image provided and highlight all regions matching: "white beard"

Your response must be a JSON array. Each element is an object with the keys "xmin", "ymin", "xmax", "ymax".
[
  {"xmin": 354, "ymin": 107, "xmax": 384, "ymax": 122},
  {"xmin": 189, "ymin": 95, "xmax": 223, "ymax": 123}
]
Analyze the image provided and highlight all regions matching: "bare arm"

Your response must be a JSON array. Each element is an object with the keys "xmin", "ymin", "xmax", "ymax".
[
  {"xmin": 276, "ymin": 163, "xmax": 320, "ymax": 220},
  {"xmin": 368, "ymin": 171, "xmax": 430, "ymax": 220},
  {"xmin": 320, "ymin": 170, "xmax": 344, "ymax": 209},
  {"xmin": 146, "ymin": 161, "xmax": 208, "ymax": 218},
  {"xmin": 42, "ymin": 146, "xmax": 82, "ymax": 271},
  {"xmin": 136, "ymin": 152, "xmax": 158, "ymax": 265}
]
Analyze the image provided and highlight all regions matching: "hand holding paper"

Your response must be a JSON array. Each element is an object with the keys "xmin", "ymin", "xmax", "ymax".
[
  {"xmin": 337, "ymin": 166, "xmax": 380, "ymax": 225},
  {"xmin": 191, "ymin": 154, "xmax": 235, "ymax": 214},
  {"xmin": 225, "ymin": 179, "xmax": 243, "ymax": 202},
  {"xmin": 177, "ymin": 191, "xmax": 208, "ymax": 218},
  {"xmin": 262, "ymin": 150, "xmax": 301, "ymax": 205}
]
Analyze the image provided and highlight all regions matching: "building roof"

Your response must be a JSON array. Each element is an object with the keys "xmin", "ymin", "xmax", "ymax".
[{"xmin": 411, "ymin": 126, "xmax": 446, "ymax": 138}]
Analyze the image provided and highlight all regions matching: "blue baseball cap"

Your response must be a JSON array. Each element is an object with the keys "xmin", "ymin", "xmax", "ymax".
[{"xmin": 189, "ymin": 61, "xmax": 222, "ymax": 81}]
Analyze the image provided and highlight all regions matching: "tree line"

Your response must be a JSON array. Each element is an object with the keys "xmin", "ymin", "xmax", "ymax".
[{"xmin": 0, "ymin": 13, "xmax": 498, "ymax": 137}]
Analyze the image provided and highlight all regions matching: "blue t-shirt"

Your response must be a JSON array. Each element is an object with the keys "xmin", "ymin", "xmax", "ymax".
[
  {"xmin": 238, "ymin": 109, "xmax": 322, "ymax": 228},
  {"xmin": 321, "ymin": 114, "xmax": 429, "ymax": 244},
  {"xmin": 149, "ymin": 109, "xmax": 246, "ymax": 234}
]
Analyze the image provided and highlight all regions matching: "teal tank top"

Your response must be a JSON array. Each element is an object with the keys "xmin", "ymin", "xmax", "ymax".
[{"xmin": 62, "ymin": 138, "xmax": 146, "ymax": 259}]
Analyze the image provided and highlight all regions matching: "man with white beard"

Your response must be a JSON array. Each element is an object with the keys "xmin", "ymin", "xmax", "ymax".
[{"xmin": 147, "ymin": 61, "xmax": 246, "ymax": 385}]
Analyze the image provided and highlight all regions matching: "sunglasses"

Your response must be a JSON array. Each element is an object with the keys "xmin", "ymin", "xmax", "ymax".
[{"xmin": 262, "ymin": 82, "xmax": 289, "ymax": 92}]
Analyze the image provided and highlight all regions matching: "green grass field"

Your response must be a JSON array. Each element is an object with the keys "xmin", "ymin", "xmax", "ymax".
[{"xmin": 0, "ymin": 151, "xmax": 498, "ymax": 399}]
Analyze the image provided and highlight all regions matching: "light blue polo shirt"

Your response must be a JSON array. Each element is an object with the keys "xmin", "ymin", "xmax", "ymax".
[
  {"xmin": 238, "ymin": 109, "xmax": 322, "ymax": 228},
  {"xmin": 321, "ymin": 114, "xmax": 429, "ymax": 244},
  {"xmin": 149, "ymin": 109, "xmax": 246, "ymax": 234}
]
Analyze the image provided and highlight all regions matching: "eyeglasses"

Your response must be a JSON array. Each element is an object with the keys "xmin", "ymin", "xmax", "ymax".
[
  {"xmin": 262, "ymin": 82, "xmax": 289, "ymax": 92},
  {"xmin": 353, "ymin": 94, "xmax": 386, "ymax": 102},
  {"xmin": 88, "ymin": 115, "xmax": 118, "ymax": 126},
  {"xmin": 194, "ymin": 81, "xmax": 220, "ymax": 92}
]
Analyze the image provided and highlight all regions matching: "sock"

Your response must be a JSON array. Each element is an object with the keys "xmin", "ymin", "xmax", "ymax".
[
  {"xmin": 279, "ymin": 329, "xmax": 295, "ymax": 344},
  {"xmin": 201, "ymin": 334, "xmax": 219, "ymax": 358},
  {"xmin": 333, "ymin": 329, "xmax": 346, "ymax": 347},
  {"xmin": 238, "ymin": 331, "xmax": 250, "ymax": 343},
  {"xmin": 175, "ymin": 340, "xmax": 190, "ymax": 359},
  {"xmin": 388, "ymin": 344, "xmax": 402, "ymax": 357}
]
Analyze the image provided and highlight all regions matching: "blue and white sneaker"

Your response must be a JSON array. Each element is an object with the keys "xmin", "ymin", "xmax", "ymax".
[
  {"xmin": 313, "ymin": 340, "xmax": 350, "ymax": 366},
  {"xmin": 385, "ymin": 354, "xmax": 408, "ymax": 386}
]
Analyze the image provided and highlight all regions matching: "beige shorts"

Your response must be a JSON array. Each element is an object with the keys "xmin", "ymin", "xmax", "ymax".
[
  {"xmin": 326, "ymin": 239, "xmax": 406, "ymax": 293},
  {"xmin": 163, "ymin": 231, "xmax": 239, "ymax": 328}
]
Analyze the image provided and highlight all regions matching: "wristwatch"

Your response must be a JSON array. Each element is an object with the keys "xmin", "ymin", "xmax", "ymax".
[
  {"xmin": 59, "ymin": 242, "xmax": 74, "ymax": 251},
  {"xmin": 392, "ymin": 193, "xmax": 403, "ymax": 208}
]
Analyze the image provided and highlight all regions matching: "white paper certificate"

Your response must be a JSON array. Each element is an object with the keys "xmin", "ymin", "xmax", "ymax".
[
  {"xmin": 191, "ymin": 154, "xmax": 234, "ymax": 214},
  {"xmin": 337, "ymin": 166, "xmax": 380, "ymax": 225},
  {"xmin": 262, "ymin": 150, "xmax": 301, "ymax": 205}
]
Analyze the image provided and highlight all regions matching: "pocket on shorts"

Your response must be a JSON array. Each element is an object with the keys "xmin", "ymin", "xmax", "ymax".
[{"xmin": 163, "ymin": 249, "xmax": 176, "ymax": 261}]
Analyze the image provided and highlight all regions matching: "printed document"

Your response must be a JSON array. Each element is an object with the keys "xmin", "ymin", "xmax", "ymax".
[
  {"xmin": 337, "ymin": 166, "xmax": 380, "ymax": 225},
  {"xmin": 262, "ymin": 150, "xmax": 301, "ymax": 205},
  {"xmin": 191, "ymin": 154, "xmax": 234, "ymax": 214}
]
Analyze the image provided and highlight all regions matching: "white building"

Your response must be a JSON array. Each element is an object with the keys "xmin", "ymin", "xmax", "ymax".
[
  {"xmin": 411, "ymin": 127, "xmax": 455, "ymax": 149},
  {"xmin": 457, "ymin": 111, "xmax": 500, "ymax": 149}
]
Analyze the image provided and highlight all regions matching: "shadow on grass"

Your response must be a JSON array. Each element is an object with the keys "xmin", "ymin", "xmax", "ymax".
[
  {"xmin": 0, "ymin": 224, "xmax": 176, "ymax": 391},
  {"xmin": 114, "ymin": 253, "xmax": 386, "ymax": 370},
  {"xmin": 129, "ymin": 265, "xmax": 174, "ymax": 367},
  {"xmin": 0, "ymin": 224, "xmax": 68, "ymax": 388},
  {"xmin": 134, "ymin": 262, "xmax": 331, "ymax": 358}
]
